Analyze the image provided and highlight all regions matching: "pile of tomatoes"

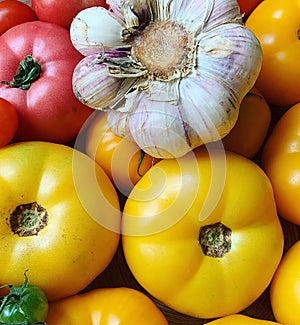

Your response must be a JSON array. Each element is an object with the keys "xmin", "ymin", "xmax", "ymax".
[{"xmin": 0, "ymin": 0, "xmax": 300, "ymax": 324}]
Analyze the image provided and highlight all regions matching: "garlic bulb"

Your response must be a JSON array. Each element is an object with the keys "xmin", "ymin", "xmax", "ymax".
[{"xmin": 70, "ymin": 0, "xmax": 262, "ymax": 158}]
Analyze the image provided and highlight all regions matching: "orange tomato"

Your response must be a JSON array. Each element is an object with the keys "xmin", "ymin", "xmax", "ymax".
[
  {"xmin": 46, "ymin": 287, "xmax": 169, "ymax": 325},
  {"xmin": 82, "ymin": 111, "xmax": 160, "ymax": 196},
  {"xmin": 262, "ymin": 103, "xmax": 300, "ymax": 225},
  {"xmin": 222, "ymin": 87, "xmax": 271, "ymax": 159},
  {"xmin": 270, "ymin": 240, "xmax": 300, "ymax": 324},
  {"xmin": 246, "ymin": 0, "xmax": 300, "ymax": 107}
]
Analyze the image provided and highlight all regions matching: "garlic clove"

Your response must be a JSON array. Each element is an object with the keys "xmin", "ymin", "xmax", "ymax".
[
  {"xmin": 72, "ymin": 54, "xmax": 124, "ymax": 110},
  {"xmin": 107, "ymin": 89, "xmax": 195, "ymax": 158},
  {"xmin": 197, "ymin": 23, "xmax": 262, "ymax": 97},
  {"xmin": 70, "ymin": 7, "xmax": 125, "ymax": 56},
  {"xmin": 107, "ymin": 74, "xmax": 240, "ymax": 158},
  {"xmin": 168, "ymin": 0, "xmax": 214, "ymax": 32},
  {"xmin": 106, "ymin": 0, "xmax": 124, "ymax": 21},
  {"xmin": 178, "ymin": 75, "xmax": 240, "ymax": 145}
]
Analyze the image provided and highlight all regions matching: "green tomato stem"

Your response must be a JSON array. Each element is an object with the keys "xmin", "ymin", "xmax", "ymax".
[
  {"xmin": 0, "ymin": 55, "xmax": 42, "ymax": 90},
  {"xmin": 137, "ymin": 149, "xmax": 145, "ymax": 177}
]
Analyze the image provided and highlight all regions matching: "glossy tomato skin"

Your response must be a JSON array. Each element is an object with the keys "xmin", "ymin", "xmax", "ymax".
[
  {"xmin": 31, "ymin": 0, "xmax": 108, "ymax": 29},
  {"xmin": 83, "ymin": 111, "xmax": 160, "ymax": 197},
  {"xmin": 207, "ymin": 314, "xmax": 281, "ymax": 324},
  {"xmin": 262, "ymin": 103, "xmax": 300, "ymax": 225},
  {"xmin": 222, "ymin": 87, "xmax": 271, "ymax": 159},
  {"xmin": 0, "ymin": 275, "xmax": 48, "ymax": 324},
  {"xmin": 0, "ymin": 0, "xmax": 38, "ymax": 35},
  {"xmin": 0, "ymin": 97, "xmax": 18, "ymax": 147},
  {"xmin": 122, "ymin": 148, "xmax": 284, "ymax": 319},
  {"xmin": 270, "ymin": 240, "xmax": 300, "ymax": 324},
  {"xmin": 0, "ymin": 141, "xmax": 121, "ymax": 302},
  {"xmin": 246, "ymin": 1, "xmax": 300, "ymax": 107},
  {"xmin": 46, "ymin": 287, "xmax": 168, "ymax": 325},
  {"xmin": 237, "ymin": 0, "xmax": 262, "ymax": 20},
  {"xmin": 0, "ymin": 21, "xmax": 93, "ymax": 144}
]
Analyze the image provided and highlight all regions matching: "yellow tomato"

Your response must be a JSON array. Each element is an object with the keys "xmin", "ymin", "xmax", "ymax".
[
  {"xmin": 83, "ymin": 111, "xmax": 159, "ymax": 196},
  {"xmin": 246, "ymin": 0, "xmax": 300, "ymax": 107},
  {"xmin": 0, "ymin": 141, "xmax": 120, "ymax": 301},
  {"xmin": 222, "ymin": 87, "xmax": 271, "ymax": 158},
  {"xmin": 262, "ymin": 103, "xmax": 300, "ymax": 225},
  {"xmin": 270, "ymin": 240, "xmax": 300, "ymax": 325},
  {"xmin": 46, "ymin": 287, "xmax": 169, "ymax": 325},
  {"xmin": 122, "ymin": 147, "xmax": 284, "ymax": 319},
  {"xmin": 207, "ymin": 314, "xmax": 281, "ymax": 324}
]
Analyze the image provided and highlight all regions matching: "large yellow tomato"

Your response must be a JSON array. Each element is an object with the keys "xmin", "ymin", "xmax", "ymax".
[
  {"xmin": 207, "ymin": 314, "xmax": 281, "ymax": 324},
  {"xmin": 270, "ymin": 240, "xmax": 300, "ymax": 325},
  {"xmin": 122, "ymin": 147, "xmax": 284, "ymax": 319},
  {"xmin": 46, "ymin": 287, "xmax": 169, "ymax": 325},
  {"xmin": 82, "ymin": 111, "xmax": 160, "ymax": 196},
  {"xmin": 0, "ymin": 141, "xmax": 121, "ymax": 301},
  {"xmin": 261, "ymin": 103, "xmax": 300, "ymax": 225},
  {"xmin": 222, "ymin": 87, "xmax": 271, "ymax": 159},
  {"xmin": 246, "ymin": 0, "xmax": 300, "ymax": 107}
]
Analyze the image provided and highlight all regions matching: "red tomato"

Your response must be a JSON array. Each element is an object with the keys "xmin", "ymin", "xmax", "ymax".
[
  {"xmin": 0, "ymin": 0, "xmax": 37, "ymax": 35},
  {"xmin": 31, "ymin": 0, "xmax": 108, "ymax": 29},
  {"xmin": 0, "ymin": 21, "xmax": 93, "ymax": 144},
  {"xmin": 237, "ymin": 0, "xmax": 262, "ymax": 20},
  {"xmin": 0, "ymin": 97, "xmax": 18, "ymax": 146}
]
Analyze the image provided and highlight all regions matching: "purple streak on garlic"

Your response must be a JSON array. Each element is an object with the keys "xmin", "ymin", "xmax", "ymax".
[
  {"xmin": 70, "ymin": 0, "xmax": 262, "ymax": 158},
  {"xmin": 72, "ymin": 54, "xmax": 123, "ymax": 109}
]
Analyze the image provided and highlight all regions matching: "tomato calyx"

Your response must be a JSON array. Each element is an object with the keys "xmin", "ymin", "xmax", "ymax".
[
  {"xmin": 0, "ymin": 271, "xmax": 47, "ymax": 325},
  {"xmin": 10, "ymin": 202, "xmax": 48, "ymax": 237},
  {"xmin": 199, "ymin": 222, "xmax": 231, "ymax": 258},
  {"xmin": 137, "ymin": 150, "xmax": 145, "ymax": 177},
  {"xmin": 0, "ymin": 55, "xmax": 41, "ymax": 90}
]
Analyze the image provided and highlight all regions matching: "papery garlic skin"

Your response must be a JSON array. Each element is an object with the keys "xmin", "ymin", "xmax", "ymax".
[
  {"xmin": 72, "ymin": 54, "xmax": 123, "ymax": 109},
  {"xmin": 70, "ymin": 0, "xmax": 262, "ymax": 158}
]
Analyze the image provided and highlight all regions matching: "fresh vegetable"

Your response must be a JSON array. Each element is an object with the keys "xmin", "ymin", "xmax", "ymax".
[
  {"xmin": 262, "ymin": 103, "xmax": 300, "ymax": 225},
  {"xmin": 46, "ymin": 287, "xmax": 169, "ymax": 325},
  {"xmin": 0, "ymin": 97, "xmax": 18, "ymax": 147},
  {"xmin": 221, "ymin": 87, "xmax": 271, "ymax": 159},
  {"xmin": 70, "ymin": 0, "xmax": 262, "ymax": 158},
  {"xmin": 270, "ymin": 240, "xmax": 300, "ymax": 325},
  {"xmin": 207, "ymin": 314, "xmax": 281, "ymax": 324},
  {"xmin": 81, "ymin": 111, "xmax": 160, "ymax": 196},
  {"xmin": 31, "ymin": 0, "xmax": 108, "ymax": 30},
  {"xmin": 0, "ymin": 271, "xmax": 48, "ymax": 325},
  {"xmin": 122, "ymin": 147, "xmax": 284, "ymax": 318},
  {"xmin": 246, "ymin": 0, "xmax": 300, "ymax": 107},
  {"xmin": 237, "ymin": 0, "xmax": 262, "ymax": 20},
  {"xmin": 0, "ymin": 141, "xmax": 121, "ymax": 302},
  {"xmin": 0, "ymin": 21, "xmax": 93, "ymax": 143},
  {"xmin": 0, "ymin": 0, "xmax": 38, "ymax": 35}
]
